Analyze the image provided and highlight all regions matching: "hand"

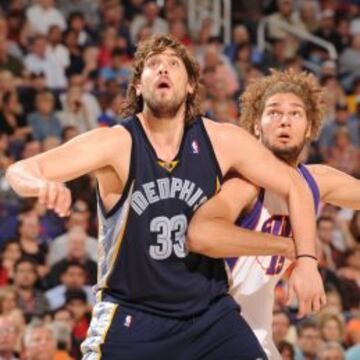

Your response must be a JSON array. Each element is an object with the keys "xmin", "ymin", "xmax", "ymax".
[
  {"xmin": 286, "ymin": 258, "xmax": 326, "ymax": 318},
  {"xmin": 38, "ymin": 180, "xmax": 72, "ymax": 217}
]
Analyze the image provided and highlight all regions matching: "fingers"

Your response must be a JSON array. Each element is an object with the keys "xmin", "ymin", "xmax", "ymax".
[
  {"xmin": 311, "ymin": 295, "xmax": 322, "ymax": 314},
  {"xmin": 286, "ymin": 282, "xmax": 295, "ymax": 307},
  {"xmin": 38, "ymin": 181, "xmax": 72, "ymax": 217}
]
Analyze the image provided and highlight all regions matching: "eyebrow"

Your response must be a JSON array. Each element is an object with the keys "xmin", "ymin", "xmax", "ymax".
[
  {"xmin": 146, "ymin": 52, "xmax": 180, "ymax": 61},
  {"xmin": 265, "ymin": 102, "xmax": 305, "ymax": 109}
]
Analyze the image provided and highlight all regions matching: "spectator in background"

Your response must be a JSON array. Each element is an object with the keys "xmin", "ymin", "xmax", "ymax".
[
  {"xmin": 97, "ymin": 26, "xmax": 118, "ymax": 69},
  {"xmin": 63, "ymin": 29, "xmax": 83, "ymax": 76},
  {"xmin": 339, "ymin": 33, "xmax": 360, "ymax": 86},
  {"xmin": 49, "ymin": 200, "xmax": 97, "ymax": 266},
  {"xmin": 0, "ymin": 286, "xmax": 18, "ymax": 316},
  {"xmin": 130, "ymin": 0, "xmax": 168, "ymax": 45},
  {"xmin": 294, "ymin": 320, "xmax": 322, "ymax": 360},
  {"xmin": 22, "ymin": 320, "xmax": 57, "ymax": 360},
  {"xmin": 46, "ymin": 25, "xmax": 70, "ymax": 78},
  {"xmin": 98, "ymin": 47, "xmax": 131, "ymax": 91},
  {"xmin": 45, "ymin": 261, "xmax": 95, "ymax": 311},
  {"xmin": 317, "ymin": 311, "xmax": 346, "ymax": 345},
  {"xmin": 312, "ymin": 10, "xmax": 342, "ymax": 54},
  {"xmin": 169, "ymin": 20, "xmax": 192, "ymax": 47},
  {"xmin": 0, "ymin": 36, "xmax": 23, "ymax": 77},
  {"xmin": 350, "ymin": 211, "xmax": 360, "ymax": 244},
  {"xmin": 52, "ymin": 306, "xmax": 74, "ymax": 355},
  {"xmin": 57, "ymin": 85, "xmax": 98, "ymax": 133},
  {"xmin": 326, "ymin": 127, "xmax": 360, "ymax": 176},
  {"xmin": 13, "ymin": 258, "xmax": 49, "ymax": 321},
  {"xmin": 272, "ymin": 310, "xmax": 291, "ymax": 349},
  {"xmin": 47, "ymin": 226, "xmax": 97, "ymax": 288},
  {"xmin": 0, "ymin": 315, "xmax": 19, "ymax": 360},
  {"xmin": 57, "ymin": 0, "xmax": 100, "ymax": 30},
  {"xmin": 317, "ymin": 216, "xmax": 343, "ymax": 271},
  {"xmin": 0, "ymin": 91, "xmax": 31, "ymax": 143},
  {"xmin": 338, "ymin": 247, "xmax": 360, "ymax": 286},
  {"xmin": 24, "ymin": 35, "xmax": 67, "ymax": 90},
  {"xmin": 317, "ymin": 342, "xmax": 345, "ymax": 360},
  {"xmin": 321, "ymin": 76, "xmax": 348, "ymax": 120},
  {"xmin": 319, "ymin": 103, "xmax": 360, "ymax": 157},
  {"xmin": 61, "ymin": 125, "xmax": 78, "ymax": 143},
  {"xmin": 100, "ymin": 3, "xmax": 130, "ymax": 47},
  {"xmin": 17, "ymin": 210, "xmax": 49, "ymax": 278},
  {"xmin": 269, "ymin": 0, "xmax": 307, "ymax": 36},
  {"xmin": 28, "ymin": 90, "xmax": 62, "ymax": 141},
  {"xmin": 224, "ymin": 24, "xmax": 251, "ymax": 63},
  {"xmin": 98, "ymin": 93, "xmax": 124, "ymax": 127},
  {"xmin": 202, "ymin": 44, "xmax": 239, "ymax": 97},
  {"xmin": 26, "ymin": 0, "xmax": 66, "ymax": 36},
  {"xmin": 294, "ymin": 0, "xmax": 319, "ymax": 33},
  {"xmin": 0, "ymin": 239, "xmax": 22, "ymax": 284},
  {"xmin": 64, "ymin": 288, "xmax": 90, "ymax": 357},
  {"xmin": 277, "ymin": 341, "xmax": 295, "ymax": 360},
  {"xmin": 67, "ymin": 11, "xmax": 92, "ymax": 48}
]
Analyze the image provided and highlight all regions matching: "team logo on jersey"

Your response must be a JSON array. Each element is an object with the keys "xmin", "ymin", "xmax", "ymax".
[
  {"xmin": 124, "ymin": 315, "xmax": 132, "ymax": 328},
  {"xmin": 191, "ymin": 140, "xmax": 200, "ymax": 154}
]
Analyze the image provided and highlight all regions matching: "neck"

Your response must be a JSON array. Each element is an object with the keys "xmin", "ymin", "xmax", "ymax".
[{"xmin": 139, "ymin": 106, "xmax": 186, "ymax": 162}]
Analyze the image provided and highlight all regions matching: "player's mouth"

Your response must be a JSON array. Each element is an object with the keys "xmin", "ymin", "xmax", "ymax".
[
  {"xmin": 155, "ymin": 77, "xmax": 172, "ymax": 90},
  {"xmin": 277, "ymin": 132, "xmax": 291, "ymax": 143}
]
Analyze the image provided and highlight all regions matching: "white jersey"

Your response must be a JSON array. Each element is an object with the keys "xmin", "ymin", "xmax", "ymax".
[{"xmin": 226, "ymin": 164, "xmax": 319, "ymax": 359}]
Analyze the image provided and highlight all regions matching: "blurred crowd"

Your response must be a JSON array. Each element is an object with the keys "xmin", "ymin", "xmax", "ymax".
[{"xmin": 0, "ymin": 0, "xmax": 359, "ymax": 359}]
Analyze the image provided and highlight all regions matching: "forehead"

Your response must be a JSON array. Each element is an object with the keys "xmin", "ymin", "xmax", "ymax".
[
  {"xmin": 146, "ymin": 48, "xmax": 182, "ymax": 61},
  {"xmin": 265, "ymin": 92, "xmax": 305, "ymax": 108}
]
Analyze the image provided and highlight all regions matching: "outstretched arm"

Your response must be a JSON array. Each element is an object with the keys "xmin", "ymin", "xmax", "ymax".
[
  {"xmin": 188, "ymin": 177, "xmax": 295, "ymax": 259},
  {"xmin": 6, "ymin": 126, "xmax": 131, "ymax": 216},
  {"xmin": 308, "ymin": 164, "xmax": 360, "ymax": 209},
  {"xmin": 204, "ymin": 120, "xmax": 325, "ymax": 316}
]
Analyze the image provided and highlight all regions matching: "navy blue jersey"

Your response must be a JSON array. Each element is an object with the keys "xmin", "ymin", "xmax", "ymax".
[{"xmin": 96, "ymin": 116, "xmax": 227, "ymax": 318}]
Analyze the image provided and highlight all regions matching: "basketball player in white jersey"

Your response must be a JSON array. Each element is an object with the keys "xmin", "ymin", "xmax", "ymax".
[{"xmin": 188, "ymin": 69, "xmax": 360, "ymax": 359}]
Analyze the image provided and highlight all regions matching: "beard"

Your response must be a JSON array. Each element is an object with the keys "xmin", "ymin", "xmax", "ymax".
[
  {"xmin": 263, "ymin": 137, "xmax": 307, "ymax": 164},
  {"xmin": 143, "ymin": 91, "xmax": 187, "ymax": 119}
]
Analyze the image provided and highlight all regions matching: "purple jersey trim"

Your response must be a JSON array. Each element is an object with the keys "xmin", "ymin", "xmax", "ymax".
[
  {"xmin": 225, "ymin": 164, "xmax": 319, "ymax": 271},
  {"xmin": 298, "ymin": 164, "xmax": 320, "ymax": 214},
  {"xmin": 226, "ymin": 190, "xmax": 265, "ymax": 270}
]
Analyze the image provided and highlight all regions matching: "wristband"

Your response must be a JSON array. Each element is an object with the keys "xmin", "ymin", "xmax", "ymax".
[{"xmin": 296, "ymin": 254, "xmax": 318, "ymax": 262}]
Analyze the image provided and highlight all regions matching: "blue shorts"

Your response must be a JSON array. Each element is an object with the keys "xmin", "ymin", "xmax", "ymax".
[{"xmin": 81, "ymin": 295, "xmax": 267, "ymax": 359}]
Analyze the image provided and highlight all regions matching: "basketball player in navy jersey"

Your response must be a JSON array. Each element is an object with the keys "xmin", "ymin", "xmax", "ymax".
[
  {"xmin": 188, "ymin": 69, "xmax": 360, "ymax": 358},
  {"xmin": 6, "ymin": 36, "xmax": 323, "ymax": 359}
]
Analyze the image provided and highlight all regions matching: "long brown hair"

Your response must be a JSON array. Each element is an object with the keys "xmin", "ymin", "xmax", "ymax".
[{"xmin": 120, "ymin": 34, "xmax": 203, "ymax": 125}]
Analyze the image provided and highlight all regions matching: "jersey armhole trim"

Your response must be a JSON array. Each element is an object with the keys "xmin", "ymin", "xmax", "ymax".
[
  {"xmin": 199, "ymin": 118, "xmax": 223, "ymax": 182},
  {"xmin": 97, "ymin": 125, "xmax": 136, "ymax": 219}
]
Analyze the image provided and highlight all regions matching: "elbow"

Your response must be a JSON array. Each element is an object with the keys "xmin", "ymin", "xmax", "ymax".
[
  {"xmin": 187, "ymin": 220, "xmax": 220, "ymax": 258},
  {"xmin": 5, "ymin": 163, "xmax": 17, "ymax": 190}
]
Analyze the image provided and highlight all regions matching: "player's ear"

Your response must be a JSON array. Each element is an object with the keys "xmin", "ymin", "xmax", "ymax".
[
  {"xmin": 187, "ymin": 82, "xmax": 194, "ymax": 96},
  {"xmin": 305, "ymin": 122, "xmax": 312, "ymax": 140},
  {"xmin": 135, "ymin": 82, "xmax": 141, "ymax": 97},
  {"xmin": 254, "ymin": 122, "xmax": 261, "ymax": 138}
]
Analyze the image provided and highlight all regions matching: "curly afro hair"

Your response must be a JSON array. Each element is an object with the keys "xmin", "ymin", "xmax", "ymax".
[{"xmin": 239, "ymin": 69, "xmax": 326, "ymax": 140}]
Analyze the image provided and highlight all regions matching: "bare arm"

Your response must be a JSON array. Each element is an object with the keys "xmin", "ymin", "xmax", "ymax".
[
  {"xmin": 204, "ymin": 120, "xmax": 324, "ymax": 316},
  {"xmin": 188, "ymin": 177, "xmax": 294, "ymax": 259},
  {"xmin": 308, "ymin": 164, "xmax": 360, "ymax": 209},
  {"xmin": 205, "ymin": 120, "xmax": 317, "ymax": 258},
  {"xmin": 6, "ymin": 126, "xmax": 131, "ymax": 214}
]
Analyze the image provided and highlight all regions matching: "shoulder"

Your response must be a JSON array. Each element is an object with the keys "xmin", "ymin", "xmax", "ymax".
[
  {"xmin": 305, "ymin": 164, "xmax": 333, "ymax": 177},
  {"xmin": 202, "ymin": 117, "xmax": 248, "ymax": 142}
]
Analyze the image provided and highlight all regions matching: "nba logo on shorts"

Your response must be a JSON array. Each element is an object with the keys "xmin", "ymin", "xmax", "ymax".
[
  {"xmin": 191, "ymin": 140, "xmax": 200, "ymax": 154},
  {"xmin": 124, "ymin": 315, "xmax": 132, "ymax": 328}
]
